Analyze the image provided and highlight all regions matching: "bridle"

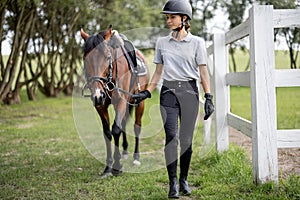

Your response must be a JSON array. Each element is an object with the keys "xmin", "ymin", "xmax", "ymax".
[
  {"xmin": 82, "ymin": 38, "xmax": 136, "ymax": 104},
  {"xmin": 82, "ymin": 47, "xmax": 115, "ymax": 97},
  {"xmin": 82, "ymin": 76, "xmax": 113, "ymax": 97}
]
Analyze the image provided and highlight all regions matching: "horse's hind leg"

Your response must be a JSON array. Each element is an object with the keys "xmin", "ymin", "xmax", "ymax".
[
  {"xmin": 121, "ymin": 105, "xmax": 133, "ymax": 159},
  {"xmin": 133, "ymin": 101, "xmax": 145, "ymax": 166},
  {"xmin": 133, "ymin": 124, "xmax": 141, "ymax": 166},
  {"xmin": 122, "ymin": 120, "xmax": 128, "ymax": 159}
]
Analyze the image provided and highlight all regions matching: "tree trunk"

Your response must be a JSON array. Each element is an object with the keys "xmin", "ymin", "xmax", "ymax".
[
  {"xmin": 284, "ymin": 29, "xmax": 299, "ymax": 69},
  {"xmin": 0, "ymin": 5, "xmax": 25, "ymax": 103},
  {"xmin": 229, "ymin": 45, "xmax": 237, "ymax": 72},
  {"xmin": 0, "ymin": 1, "xmax": 8, "ymax": 75}
]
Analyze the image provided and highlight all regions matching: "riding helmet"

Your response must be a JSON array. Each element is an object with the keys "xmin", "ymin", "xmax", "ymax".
[{"xmin": 161, "ymin": 0, "xmax": 193, "ymax": 20}]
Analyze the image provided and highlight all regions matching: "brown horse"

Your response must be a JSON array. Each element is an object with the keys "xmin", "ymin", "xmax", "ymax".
[{"xmin": 80, "ymin": 26, "xmax": 150, "ymax": 177}]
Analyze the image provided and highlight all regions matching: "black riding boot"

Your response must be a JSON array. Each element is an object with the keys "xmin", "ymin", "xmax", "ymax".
[
  {"xmin": 168, "ymin": 177, "xmax": 179, "ymax": 199},
  {"xmin": 179, "ymin": 148, "xmax": 192, "ymax": 195},
  {"xmin": 167, "ymin": 161, "xmax": 179, "ymax": 199},
  {"xmin": 179, "ymin": 176, "xmax": 191, "ymax": 195}
]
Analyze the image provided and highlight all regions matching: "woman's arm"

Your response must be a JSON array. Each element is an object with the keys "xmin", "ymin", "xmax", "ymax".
[
  {"xmin": 199, "ymin": 64, "xmax": 214, "ymax": 120},
  {"xmin": 147, "ymin": 63, "xmax": 164, "ymax": 93},
  {"xmin": 199, "ymin": 64, "xmax": 210, "ymax": 93},
  {"xmin": 131, "ymin": 64, "xmax": 164, "ymax": 103}
]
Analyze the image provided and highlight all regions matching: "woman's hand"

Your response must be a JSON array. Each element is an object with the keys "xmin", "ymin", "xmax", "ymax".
[
  {"xmin": 132, "ymin": 90, "xmax": 151, "ymax": 104},
  {"xmin": 204, "ymin": 93, "xmax": 214, "ymax": 120}
]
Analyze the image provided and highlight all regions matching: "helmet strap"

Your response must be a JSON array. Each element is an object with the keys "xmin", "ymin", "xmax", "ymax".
[{"xmin": 172, "ymin": 15, "xmax": 185, "ymax": 39}]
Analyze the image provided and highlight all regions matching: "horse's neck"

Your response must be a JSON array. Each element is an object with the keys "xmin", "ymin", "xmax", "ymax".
[{"xmin": 109, "ymin": 31, "xmax": 124, "ymax": 49}]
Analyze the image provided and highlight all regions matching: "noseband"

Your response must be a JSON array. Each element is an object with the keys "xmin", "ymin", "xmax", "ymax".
[{"xmin": 82, "ymin": 53, "xmax": 115, "ymax": 98}]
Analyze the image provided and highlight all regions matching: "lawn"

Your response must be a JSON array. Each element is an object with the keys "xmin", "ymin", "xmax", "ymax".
[
  {"xmin": 230, "ymin": 86, "xmax": 300, "ymax": 129},
  {"xmin": 0, "ymin": 90, "xmax": 299, "ymax": 199},
  {"xmin": 0, "ymin": 49, "xmax": 299, "ymax": 199}
]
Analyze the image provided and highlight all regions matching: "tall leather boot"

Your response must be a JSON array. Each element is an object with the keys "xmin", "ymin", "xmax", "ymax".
[
  {"xmin": 179, "ymin": 148, "xmax": 192, "ymax": 195},
  {"xmin": 179, "ymin": 176, "xmax": 191, "ymax": 195},
  {"xmin": 167, "ymin": 161, "xmax": 179, "ymax": 199},
  {"xmin": 168, "ymin": 177, "xmax": 179, "ymax": 199}
]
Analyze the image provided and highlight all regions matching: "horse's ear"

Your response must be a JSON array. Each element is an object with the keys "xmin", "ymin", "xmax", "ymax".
[
  {"xmin": 103, "ymin": 25, "xmax": 113, "ymax": 41},
  {"xmin": 80, "ymin": 28, "xmax": 89, "ymax": 41}
]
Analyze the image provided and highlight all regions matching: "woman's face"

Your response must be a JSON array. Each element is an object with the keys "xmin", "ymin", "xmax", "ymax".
[{"xmin": 165, "ymin": 14, "xmax": 182, "ymax": 30}]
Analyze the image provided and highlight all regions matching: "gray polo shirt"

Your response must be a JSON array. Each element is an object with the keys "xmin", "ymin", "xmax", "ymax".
[{"xmin": 154, "ymin": 32, "xmax": 207, "ymax": 81}]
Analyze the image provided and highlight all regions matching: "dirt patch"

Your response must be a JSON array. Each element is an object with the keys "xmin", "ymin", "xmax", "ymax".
[{"xmin": 229, "ymin": 127, "xmax": 300, "ymax": 179}]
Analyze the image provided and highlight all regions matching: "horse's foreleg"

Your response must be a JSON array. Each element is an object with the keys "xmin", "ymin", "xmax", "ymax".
[
  {"xmin": 111, "ymin": 101, "xmax": 128, "ymax": 175},
  {"xmin": 133, "ymin": 124, "xmax": 141, "ymax": 166},
  {"xmin": 112, "ymin": 126, "xmax": 122, "ymax": 175},
  {"xmin": 102, "ymin": 129, "xmax": 113, "ymax": 176},
  {"xmin": 121, "ymin": 119, "xmax": 129, "ymax": 159},
  {"xmin": 121, "ymin": 104, "xmax": 133, "ymax": 159},
  {"xmin": 97, "ymin": 107, "xmax": 113, "ymax": 178}
]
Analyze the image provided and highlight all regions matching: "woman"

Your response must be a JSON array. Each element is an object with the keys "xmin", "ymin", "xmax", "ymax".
[{"xmin": 132, "ymin": 0, "xmax": 214, "ymax": 198}]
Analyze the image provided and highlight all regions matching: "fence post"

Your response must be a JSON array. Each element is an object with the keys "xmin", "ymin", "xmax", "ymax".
[
  {"xmin": 249, "ymin": 5, "xmax": 278, "ymax": 184},
  {"xmin": 213, "ymin": 33, "xmax": 229, "ymax": 152}
]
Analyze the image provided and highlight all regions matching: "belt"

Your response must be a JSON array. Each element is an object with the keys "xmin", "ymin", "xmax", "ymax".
[{"xmin": 163, "ymin": 80, "xmax": 196, "ymax": 89}]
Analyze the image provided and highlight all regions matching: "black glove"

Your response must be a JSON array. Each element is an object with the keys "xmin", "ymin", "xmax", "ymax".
[
  {"xmin": 204, "ymin": 93, "xmax": 214, "ymax": 120},
  {"xmin": 132, "ymin": 90, "xmax": 151, "ymax": 104}
]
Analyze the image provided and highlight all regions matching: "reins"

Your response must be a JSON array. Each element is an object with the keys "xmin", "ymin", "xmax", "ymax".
[{"xmin": 107, "ymin": 49, "xmax": 140, "ymax": 106}]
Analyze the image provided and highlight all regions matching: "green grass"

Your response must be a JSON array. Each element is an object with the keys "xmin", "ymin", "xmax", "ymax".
[
  {"xmin": 1, "ymin": 91, "xmax": 299, "ymax": 199},
  {"xmin": 228, "ymin": 49, "xmax": 300, "ymax": 71},
  {"xmin": 0, "ymin": 49, "xmax": 299, "ymax": 199},
  {"xmin": 230, "ymin": 87, "xmax": 300, "ymax": 129},
  {"xmin": 226, "ymin": 49, "xmax": 300, "ymax": 129}
]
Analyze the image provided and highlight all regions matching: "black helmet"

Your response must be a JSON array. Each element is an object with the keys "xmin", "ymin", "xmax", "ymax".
[{"xmin": 161, "ymin": 0, "xmax": 192, "ymax": 20}]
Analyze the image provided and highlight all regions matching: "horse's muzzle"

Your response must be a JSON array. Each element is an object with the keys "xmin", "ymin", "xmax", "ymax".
[{"xmin": 92, "ymin": 89, "xmax": 106, "ymax": 106}]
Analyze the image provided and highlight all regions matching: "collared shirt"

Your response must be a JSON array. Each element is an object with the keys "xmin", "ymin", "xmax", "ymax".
[{"xmin": 154, "ymin": 32, "xmax": 207, "ymax": 81}]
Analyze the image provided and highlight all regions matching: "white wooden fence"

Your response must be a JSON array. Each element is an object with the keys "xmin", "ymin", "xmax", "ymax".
[{"xmin": 207, "ymin": 5, "xmax": 300, "ymax": 184}]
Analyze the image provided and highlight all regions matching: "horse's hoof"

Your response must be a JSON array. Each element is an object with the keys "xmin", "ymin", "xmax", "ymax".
[
  {"xmin": 122, "ymin": 150, "xmax": 129, "ymax": 159},
  {"xmin": 112, "ymin": 168, "xmax": 123, "ymax": 176},
  {"xmin": 133, "ymin": 160, "xmax": 141, "ymax": 166},
  {"xmin": 100, "ymin": 166, "xmax": 112, "ymax": 178},
  {"xmin": 100, "ymin": 172, "xmax": 112, "ymax": 179}
]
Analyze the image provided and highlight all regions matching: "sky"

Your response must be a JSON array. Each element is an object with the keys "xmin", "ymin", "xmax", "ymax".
[{"xmin": 2, "ymin": 39, "xmax": 10, "ymax": 55}]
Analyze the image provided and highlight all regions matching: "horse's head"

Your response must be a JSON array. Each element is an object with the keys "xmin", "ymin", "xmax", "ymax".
[{"xmin": 80, "ymin": 27, "xmax": 114, "ymax": 106}]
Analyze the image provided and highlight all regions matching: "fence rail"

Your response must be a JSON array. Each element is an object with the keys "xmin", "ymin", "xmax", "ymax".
[{"xmin": 207, "ymin": 5, "xmax": 300, "ymax": 184}]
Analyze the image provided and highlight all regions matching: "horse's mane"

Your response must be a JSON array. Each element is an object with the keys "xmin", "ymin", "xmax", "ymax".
[
  {"xmin": 83, "ymin": 34, "xmax": 104, "ymax": 56},
  {"xmin": 83, "ymin": 29, "xmax": 124, "ymax": 56}
]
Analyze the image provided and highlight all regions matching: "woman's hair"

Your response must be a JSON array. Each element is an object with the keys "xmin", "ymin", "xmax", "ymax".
[
  {"xmin": 182, "ymin": 15, "xmax": 191, "ymax": 31},
  {"xmin": 184, "ymin": 20, "xmax": 191, "ymax": 31}
]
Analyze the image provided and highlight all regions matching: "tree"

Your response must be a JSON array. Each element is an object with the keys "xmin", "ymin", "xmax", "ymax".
[
  {"xmin": 0, "ymin": 0, "xmax": 213, "ymax": 104},
  {"xmin": 256, "ymin": 0, "xmax": 300, "ymax": 69},
  {"xmin": 188, "ymin": 0, "xmax": 218, "ymax": 40},
  {"xmin": 220, "ymin": 0, "xmax": 253, "ymax": 72},
  {"xmin": 0, "ymin": 0, "xmax": 99, "ymax": 103},
  {"xmin": 91, "ymin": 0, "xmax": 166, "ymax": 49},
  {"xmin": 0, "ymin": 0, "xmax": 38, "ymax": 104},
  {"xmin": 33, "ymin": 0, "xmax": 82, "ymax": 97}
]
